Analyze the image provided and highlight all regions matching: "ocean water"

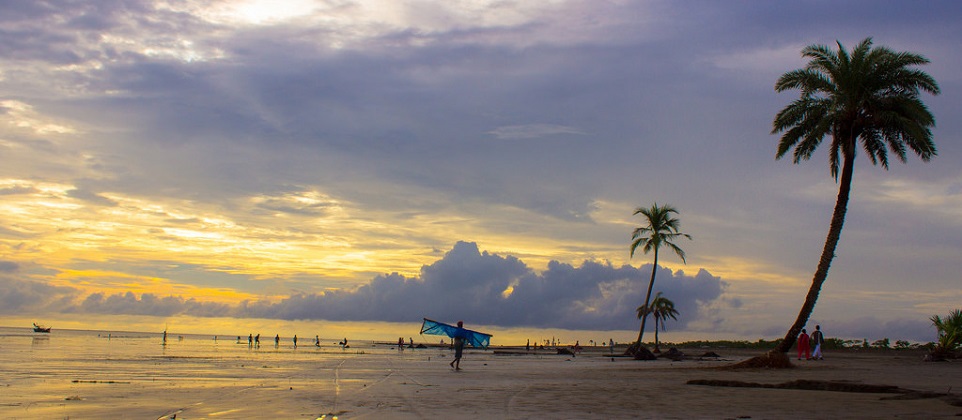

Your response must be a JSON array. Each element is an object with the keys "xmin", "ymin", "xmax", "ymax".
[
  {"xmin": 0, "ymin": 326, "xmax": 459, "ymax": 418},
  {"xmin": 0, "ymin": 326, "xmax": 402, "ymax": 374},
  {"xmin": 1, "ymin": 326, "xmax": 650, "ymax": 419}
]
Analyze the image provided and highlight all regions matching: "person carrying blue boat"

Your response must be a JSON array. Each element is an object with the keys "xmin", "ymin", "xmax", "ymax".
[
  {"xmin": 420, "ymin": 318, "xmax": 492, "ymax": 371},
  {"xmin": 450, "ymin": 321, "xmax": 466, "ymax": 370}
]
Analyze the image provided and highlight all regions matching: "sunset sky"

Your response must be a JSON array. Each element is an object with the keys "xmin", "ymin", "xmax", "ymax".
[{"xmin": 2, "ymin": 0, "xmax": 960, "ymax": 343}]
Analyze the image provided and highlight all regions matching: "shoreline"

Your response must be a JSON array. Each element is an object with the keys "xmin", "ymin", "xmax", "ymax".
[{"xmin": 3, "ymin": 330, "xmax": 960, "ymax": 419}]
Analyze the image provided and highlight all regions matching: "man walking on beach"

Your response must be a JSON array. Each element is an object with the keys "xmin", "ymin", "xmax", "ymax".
[
  {"xmin": 811, "ymin": 325, "xmax": 825, "ymax": 360},
  {"xmin": 450, "ymin": 321, "xmax": 466, "ymax": 370},
  {"xmin": 797, "ymin": 328, "xmax": 811, "ymax": 360}
]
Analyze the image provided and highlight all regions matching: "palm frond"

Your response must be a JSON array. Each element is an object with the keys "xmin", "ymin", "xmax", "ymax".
[
  {"xmin": 772, "ymin": 37, "xmax": 939, "ymax": 176},
  {"xmin": 629, "ymin": 203, "xmax": 689, "ymax": 260}
]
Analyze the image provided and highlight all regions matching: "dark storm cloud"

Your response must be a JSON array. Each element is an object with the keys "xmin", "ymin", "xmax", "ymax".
[
  {"xmin": 60, "ymin": 242, "xmax": 729, "ymax": 331},
  {"xmin": 230, "ymin": 241, "xmax": 729, "ymax": 331}
]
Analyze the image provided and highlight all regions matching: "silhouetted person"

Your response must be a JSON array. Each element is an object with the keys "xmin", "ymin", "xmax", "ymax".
[
  {"xmin": 797, "ymin": 328, "xmax": 811, "ymax": 360},
  {"xmin": 811, "ymin": 325, "xmax": 825, "ymax": 360},
  {"xmin": 450, "ymin": 321, "xmax": 466, "ymax": 370}
]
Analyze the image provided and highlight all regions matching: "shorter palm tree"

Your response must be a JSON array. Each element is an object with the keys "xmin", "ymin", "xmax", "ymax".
[
  {"xmin": 637, "ymin": 292, "xmax": 679, "ymax": 353},
  {"xmin": 931, "ymin": 309, "xmax": 962, "ymax": 357}
]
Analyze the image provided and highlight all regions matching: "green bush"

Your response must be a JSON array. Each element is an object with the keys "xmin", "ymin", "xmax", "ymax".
[{"xmin": 931, "ymin": 309, "xmax": 962, "ymax": 354}]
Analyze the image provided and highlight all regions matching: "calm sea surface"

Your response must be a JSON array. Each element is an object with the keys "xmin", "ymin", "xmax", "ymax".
[{"xmin": 0, "ymin": 326, "xmax": 458, "ymax": 418}]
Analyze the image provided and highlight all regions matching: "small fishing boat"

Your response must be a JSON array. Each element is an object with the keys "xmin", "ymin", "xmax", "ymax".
[{"xmin": 33, "ymin": 323, "xmax": 51, "ymax": 333}]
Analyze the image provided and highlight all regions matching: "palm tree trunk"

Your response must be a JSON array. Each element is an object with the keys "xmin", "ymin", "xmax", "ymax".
[
  {"xmin": 775, "ymin": 151, "xmax": 855, "ymax": 353},
  {"xmin": 654, "ymin": 316, "xmax": 661, "ymax": 352},
  {"xmin": 635, "ymin": 250, "xmax": 659, "ymax": 346}
]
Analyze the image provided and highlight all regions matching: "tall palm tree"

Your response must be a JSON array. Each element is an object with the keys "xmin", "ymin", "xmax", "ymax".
[
  {"xmin": 771, "ymin": 38, "xmax": 939, "ymax": 354},
  {"xmin": 630, "ymin": 203, "xmax": 691, "ymax": 348},
  {"xmin": 637, "ymin": 292, "xmax": 679, "ymax": 353}
]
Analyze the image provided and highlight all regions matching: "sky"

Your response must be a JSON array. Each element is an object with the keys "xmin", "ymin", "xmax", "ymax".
[{"xmin": 1, "ymin": 0, "xmax": 960, "ymax": 344}]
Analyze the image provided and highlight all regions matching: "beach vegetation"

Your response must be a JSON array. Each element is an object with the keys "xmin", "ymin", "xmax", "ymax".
[
  {"xmin": 636, "ymin": 292, "xmax": 679, "ymax": 353},
  {"xmin": 766, "ymin": 38, "xmax": 940, "ymax": 358},
  {"xmin": 628, "ymin": 203, "xmax": 691, "ymax": 357},
  {"xmin": 930, "ymin": 309, "xmax": 962, "ymax": 358},
  {"xmin": 660, "ymin": 337, "xmax": 926, "ymax": 352}
]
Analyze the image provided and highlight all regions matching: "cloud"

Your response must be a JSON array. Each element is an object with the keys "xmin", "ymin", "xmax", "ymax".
[
  {"xmin": 0, "ymin": 270, "xmax": 79, "ymax": 314},
  {"xmin": 66, "ymin": 188, "xmax": 118, "ymax": 207},
  {"xmin": 2, "ymin": 236, "xmax": 945, "ymax": 342},
  {"xmin": 819, "ymin": 317, "xmax": 936, "ymax": 344},
  {"xmin": 75, "ymin": 292, "xmax": 233, "ymax": 317},
  {"xmin": 486, "ymin": 124, "xmax": 586, "ymax": 140},
  {"xmin": 1, "ymin": 0, "xmax": 960, "ymax": 345},
  {"xmin": 55, "ymin": 242, "xmax": 730, "ymax": 332},
  {"xmin": 0, "ymin": 185, "xmax": 38, "ymax": 195},
  {"xmin": 0, "ymin": 260, "xmax": 19, "ymax": 273}
]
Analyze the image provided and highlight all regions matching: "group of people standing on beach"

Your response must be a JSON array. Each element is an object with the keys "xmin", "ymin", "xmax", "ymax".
[
  {"xmin": 796, "ymin": 325, "xmax": 825, "ymax": 360},
  {"xmin": 238, "ymin": 333, "xmax": 348, "ymax": 349}
]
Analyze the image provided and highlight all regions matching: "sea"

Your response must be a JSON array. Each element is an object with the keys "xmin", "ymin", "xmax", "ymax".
[{"xmin": 0, "ymin": 325, "xmax": 452, "ymax": 418}]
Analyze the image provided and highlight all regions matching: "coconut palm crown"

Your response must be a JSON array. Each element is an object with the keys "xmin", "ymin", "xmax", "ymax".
[
  {"xmin": 771, "ymin": 37, "xmax": 939, "ymax": 353},
  {"xmin": 630, "ymin": 203, "xmax": 691, "ymax": 347}
]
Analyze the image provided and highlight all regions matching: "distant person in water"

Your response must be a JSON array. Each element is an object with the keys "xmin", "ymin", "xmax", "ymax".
[
  {"xmin": 315, "ymin": 335, "xmax": 320, "ymax": 347},
  {"xmin": 255, "ymin": 334, "xmax": 260, "ymax": 348},
  {"xmin": 398, "ymin": 337, "xmax": 404, "ymax": 351},
  {"xmin": 450, "ymin": 321, "xmax": 466, "ymax": 370},
  {"xmin": 293, "ymin": 335, "xmax": 298, "ymax": 348},
  {"xmin": 248, "ymin": 334, "xmax": 253, "ymax": 348},
  {"xmin": 810, "ymin": 325, "xmax": 825, "ymax": 360},
  {"xmin": 275, "ymin": 334, "xmax": 279, "ymax": 347},
  {"xmin": 797, "ymin": 328, "xmax": 811, "ymax": 360}
]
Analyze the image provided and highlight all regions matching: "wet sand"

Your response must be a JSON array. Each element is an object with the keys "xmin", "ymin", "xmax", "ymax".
[{"xmin": 1, "ymin": 329, "xmax": 960, "ymax": 419}]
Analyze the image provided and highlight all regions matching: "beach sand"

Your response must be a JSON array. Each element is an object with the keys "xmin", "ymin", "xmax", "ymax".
[{"xmin": 1, "ymin": 330, "xmax": 960, "ymax": 419}]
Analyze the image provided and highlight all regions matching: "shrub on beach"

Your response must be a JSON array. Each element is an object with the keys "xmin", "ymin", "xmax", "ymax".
[{"xmin": 928, "ymin": 309, "xmax": 962, "ymax": 360}]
